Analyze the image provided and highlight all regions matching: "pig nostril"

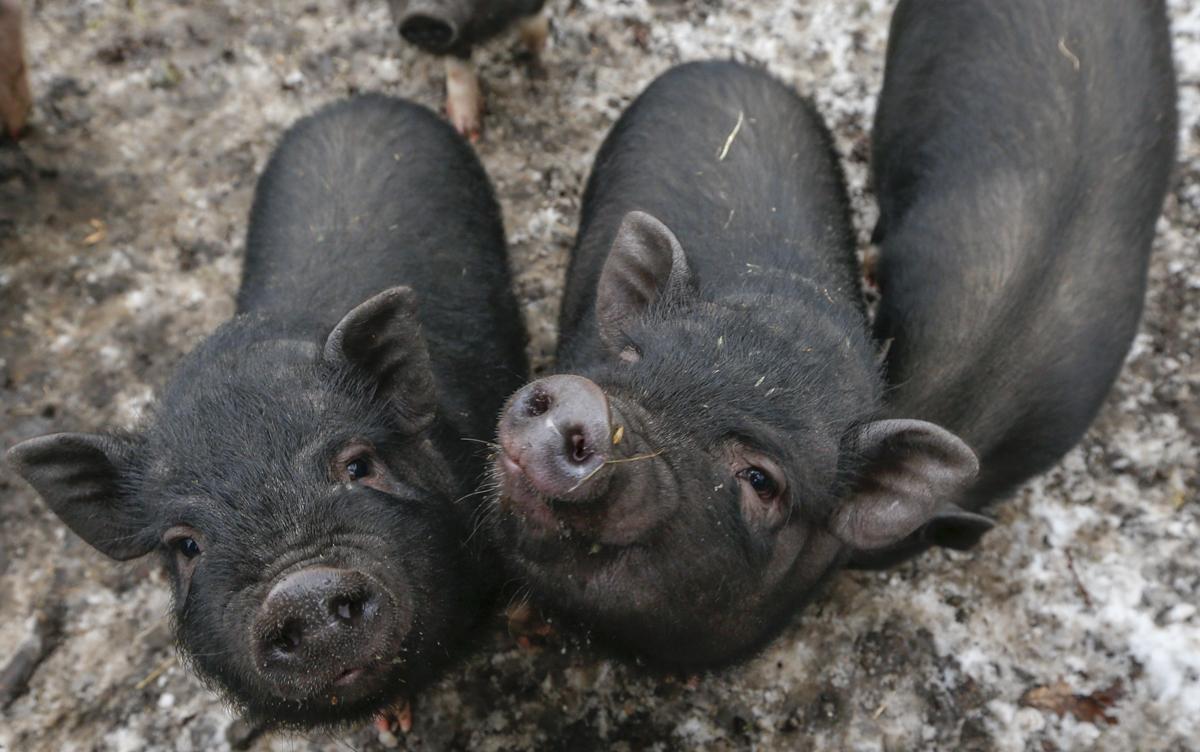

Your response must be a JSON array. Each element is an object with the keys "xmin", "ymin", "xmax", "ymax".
[
  {"xmin": 399, "ymin": 15, "xmax": 455, "ymax": 50},
  {"xmin": 272, "ymin": 620, "xmax": 303, "ymax": 654},
  {"xmin": 567, "ymin": 429, "xmax": 593, "ymax": 465},
  {"xmin": 331, "ymin": 592, "xmax": 367, "ymax": 626},
  {"xmin": 526, "ymin": 388, "xmax": 552, "ymax": 417}
]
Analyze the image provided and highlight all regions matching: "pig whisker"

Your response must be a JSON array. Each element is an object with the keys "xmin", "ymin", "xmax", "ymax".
[
  {"xmin": 455, "ymin": 481, "xmax": 500, "ymax": 508},
  {"xmin": 504, "ymin": 585, "xmax": 534, "ymax": 614},
  {"xmin": 460, "ymin": 437, "xmax": 502, "ymax": 451},
  {"xmin": 464, "ymin": 494, "xmax": 502, "ymax": 545}
]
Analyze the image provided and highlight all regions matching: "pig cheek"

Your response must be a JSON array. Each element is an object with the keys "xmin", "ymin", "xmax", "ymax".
[{"xmin": 735, "ymin": 484, "xmax": 788, "ymax": 531}]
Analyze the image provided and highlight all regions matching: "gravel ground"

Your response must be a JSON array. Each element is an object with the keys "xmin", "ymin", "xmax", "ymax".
[{"xmin": 0, "ymin": 1, "xmax": 1197, "ymax": 750}]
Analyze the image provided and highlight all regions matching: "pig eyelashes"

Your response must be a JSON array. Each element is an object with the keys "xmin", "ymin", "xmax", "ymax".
[
  {"xmin": 729, "ymin": 451, "xmax": 789, "ymax": 527},
  {"xmin": 331, "ymin": 441, "xmax": 395, "ymax": 494},
  {"xmin": 736, "ymin": 466, "xmax": 780, "ymax": 501},
  {"xmin": 163, "ymin": 525, "xmax": 204, "ymax": 559}
]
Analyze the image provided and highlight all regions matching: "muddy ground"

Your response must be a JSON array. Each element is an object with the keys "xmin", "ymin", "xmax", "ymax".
[{"xmin": 0, "ymin": 1, "xmax": 1197, "ymax": 750}]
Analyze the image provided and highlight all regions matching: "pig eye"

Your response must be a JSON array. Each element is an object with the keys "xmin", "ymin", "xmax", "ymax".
[
  {"xmin": 176, "ymin": 537, "xmax": 202, "ymax": 559},
  {"xmin": 737, "ymin": 466, "xmax": 779, "ymax": 500},
  {"xmin": 163, "ymin": 526, "xmax": 204, "ymax": 559},
  {"xmin": 346, "ymin": 456, "xmax": 372, "ymax": 481}
]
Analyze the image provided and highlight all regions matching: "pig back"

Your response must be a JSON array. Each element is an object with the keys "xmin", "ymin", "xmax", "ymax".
[
  {"xmin": 557, "ymin": 61, "xmax": 859, "ymax": 363},
  {"xmin": 236, "ymin": 94, "xmax": 527, "ymax": 446},
  {"xmin": 871, "ymin": 0, "xmax": 1177, "ymax": 504}
]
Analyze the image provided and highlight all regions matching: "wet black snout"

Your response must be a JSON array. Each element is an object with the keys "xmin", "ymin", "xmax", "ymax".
[
  {"xmin": 499, "ymin": 375, "xmax": 612, "ymax": 500},
  {"xmin": 252, "ymin": 567, "xmax": 396, "ymax": 695},
  {"xmin": 399, "ymin": 13, "xmax": 459, "ymax": 52}
]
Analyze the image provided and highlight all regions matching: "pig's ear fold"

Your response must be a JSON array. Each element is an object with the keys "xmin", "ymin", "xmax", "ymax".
[
  {"xmin": 7, "ymin": 433, "xmax": 153, "ymax": 561},
  {"xmin": 831, "ymin": 419, "xmax": 990, "ymax": 552},
  {"xmin": 596, "ymin": 211, "xmax": 697, "ymax": 351},
  {"xmin": 324, "ymin": 286, "xmax": 437, "ymax": 432}
]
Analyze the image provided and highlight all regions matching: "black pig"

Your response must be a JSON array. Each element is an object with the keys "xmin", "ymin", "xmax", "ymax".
[
  {"xmin": 859, "ymin": 0, "xmax": 1177, "ymax": 567},
  {"xmin": 487, "ymin": 61, "xmax": 981, "ymax": 668},
  {"xmin": 0, "ymin": 0, "xmax": 31, "ymax": 139},
  {"xmin": 7, "ymin": 95, "xmax": 527, "ymax": 726},
  {"xmin": 387, "ymin": 0, "xmax": 548, "ymax": 140}
]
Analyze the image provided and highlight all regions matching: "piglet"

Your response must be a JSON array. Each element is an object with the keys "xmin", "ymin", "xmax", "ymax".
[
  {"xmin": 8, "ymin": 95, "xmax": 527, "ymax": 726},
  {"xmin": 487, "ymin": 61, "xmax": 980, "ymax": 668}
]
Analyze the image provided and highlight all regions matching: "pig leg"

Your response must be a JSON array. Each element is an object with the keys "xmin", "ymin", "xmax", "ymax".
[
  {"xmin": 0, "ymin": 0, "xmax": 32, "ymax": 139},
  {"xmin": 517, "ymin": 11, "xmax": 550, "ymax": 57},
  {"xmin": 444, "ymin": 55, "xmax": 482, "ymax": 142}
]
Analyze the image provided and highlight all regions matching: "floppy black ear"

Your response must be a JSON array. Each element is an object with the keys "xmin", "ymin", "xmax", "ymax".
[
  {"xmin": 7, "ymin": 433, "xmax": 153, "ymax": 560},
  {"xmin": 596, "ymin": 211, "xmax": 696, "ymax": 351},
  {"xmin": 831, "ymin": 419, "xmax": 988, "ymax": 551},
  {"xmin": 324, "ymin": 286, "xmax": 438, "ymax": 433}
]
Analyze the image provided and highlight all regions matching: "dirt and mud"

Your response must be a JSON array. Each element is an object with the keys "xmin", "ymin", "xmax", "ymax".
[{"xmin": 0, "ymin": 1, "xmax": 1197, "ymax": 750}]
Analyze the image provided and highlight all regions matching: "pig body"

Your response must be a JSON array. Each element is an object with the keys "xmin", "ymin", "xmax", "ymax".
[
  {"xmin": 489, "ymin": 61, "xmax": 980, "ymax": 667},
  {"xmin": 387, "ymin": 0, "xmax": 548, "ymax": 139},
  {"xmin": 8, "ymin": 95, "xmax": 527, "ymax": 725},
  {"xmin": 860, "ymin": 0, "xmax": 1177, "ymax": 567},
  {"xmin": 0, "ymin": 0, "xmax": 32, "ymax": 139}
]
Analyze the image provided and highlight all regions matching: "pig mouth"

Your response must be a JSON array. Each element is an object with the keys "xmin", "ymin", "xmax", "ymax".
[
  {"xmin": 494, "ymin": 398, "xmax": 674, "ymax": 555},
  {"xmin": 219, "ymin": 545, "xmax": 416, "ymax": 709}
]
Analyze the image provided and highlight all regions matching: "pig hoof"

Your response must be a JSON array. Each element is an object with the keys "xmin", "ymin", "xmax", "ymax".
[
  {"xmin": 506, "ymin": 601, "xmax": 557, "ymax": 649},
  {"xmin": 444, "ymin": 57, "xmax": 483, "ymax": 142},
  {"xmin": 374, "ymin": 698, "xmax": 413, "ymax": 736},
  {"xmin": 445, "ymin": 99, "xmax": 483, "ymax": 142}
]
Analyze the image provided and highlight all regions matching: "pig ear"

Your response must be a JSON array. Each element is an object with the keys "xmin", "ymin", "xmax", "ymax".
[
  {"xmin": 324, "ymin": 286, "xmax": 438, "ymax": 432},
  {"xmin": 7, "ymin": 433, "xmax": 153, "ymax": 561},
  {"xmin": 831, "ymin": 419, "xmax": 989, "ymax": 551},
  {"xmin": 596, "ymin": 211, "xmax": 696, "ymax": 351}
]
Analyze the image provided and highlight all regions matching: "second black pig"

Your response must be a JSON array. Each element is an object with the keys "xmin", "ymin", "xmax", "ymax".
[
  {"xmin": 861, "ymin": 0, "xmax": 1177, "ymax": 567},
  {"xmin": 488, "ymin": 61, "xmax": 981, "ymax": 668},
  {"xmin": 387, "ymin": 0, "xmax": 548, "ymax": 139},
  {"xmin": 8, "ymin": 95, "xmax": 527, "ymax": 726}
]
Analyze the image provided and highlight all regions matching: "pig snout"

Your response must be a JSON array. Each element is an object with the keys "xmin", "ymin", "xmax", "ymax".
[
  {"xmin": 251, "ymin": 567, "xmax": 401, "ymax": 697},
  {"xmin": 397, "ymin": 2, "xmax": 463, "ymax": 53},
  {"xmin": 499, "ymin": 375, "xmax": 612, "ymax": 501}
]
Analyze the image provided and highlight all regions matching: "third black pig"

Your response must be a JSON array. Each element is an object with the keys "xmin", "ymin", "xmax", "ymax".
[
  {"xmin": 488, "ymin": 61, "xmax": 981, "ymax": 668},
  {"xmin": 861, "ymin": 0, "xmax": 1177, "ymax": 566}
]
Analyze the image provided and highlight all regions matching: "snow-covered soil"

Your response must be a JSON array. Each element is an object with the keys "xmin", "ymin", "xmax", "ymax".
[{"xmin": 0, "ymin": 1, "xmax": 1196, "ymax": 750}]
